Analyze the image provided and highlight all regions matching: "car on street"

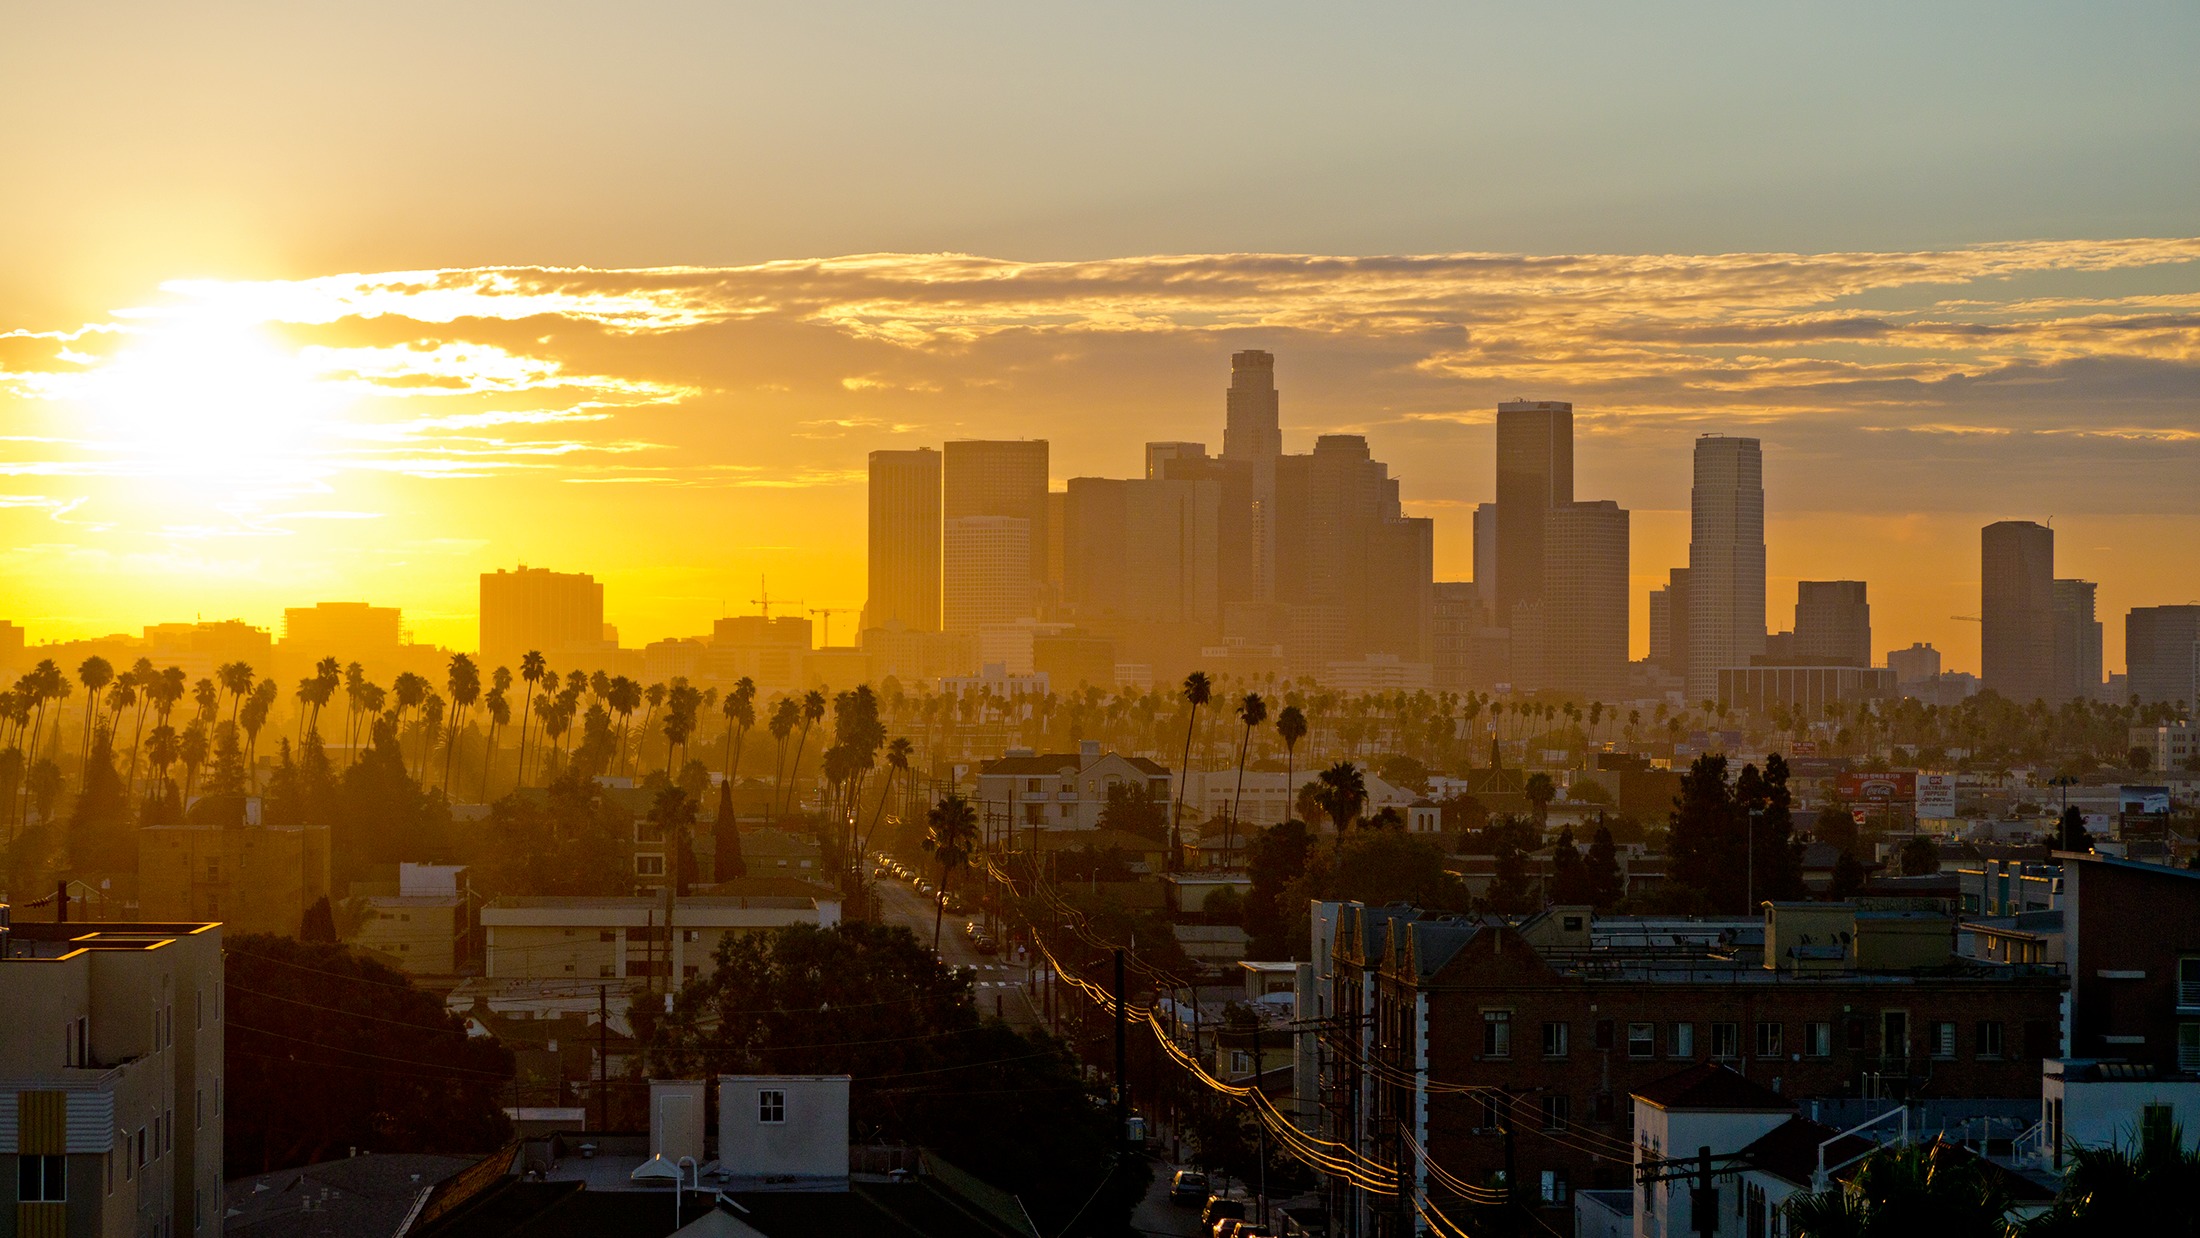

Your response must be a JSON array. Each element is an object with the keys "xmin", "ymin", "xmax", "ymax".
[
  {"xmin": 1199, "ymin": 1197, "xmax": 1245, "ymax": 1229},
  {"xmin": 1167, "ymin": 1170, "xmax": 1208, "ymax": 1206}
]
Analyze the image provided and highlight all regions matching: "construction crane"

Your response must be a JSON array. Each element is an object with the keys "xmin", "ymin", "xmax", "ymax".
[
  {"xmin": 1951, "ymin": 615, "xmax": 1982, "ymax": 623},
  {"xmin": 750, "ymin": 576, "xmax": 802, "ymax": 621},
  {"xmin": 809, "ymin": 607, "xmax": 853, "ymax": 648}
]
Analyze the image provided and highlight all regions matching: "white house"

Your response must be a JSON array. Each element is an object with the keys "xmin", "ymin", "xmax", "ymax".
[{"xmin": 974, "ymin": 742, "xmax": 1172, "ymax": 832}]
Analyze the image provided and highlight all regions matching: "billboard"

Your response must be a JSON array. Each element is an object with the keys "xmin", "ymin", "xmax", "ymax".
[
  {"xmin": 1916, "ymin": 773, "xmax": 1958, "ymax": 819},
  {"xmin": 1837, "ymin": 770, "xmax": 1917, "ymax": 804},
  {"xmin": 2121, "ymin": 785, "xmax": 2172, "ymax": 815}
]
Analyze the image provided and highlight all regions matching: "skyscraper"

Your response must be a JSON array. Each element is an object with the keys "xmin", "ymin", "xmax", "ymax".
[
  {"xmin": 942, "ymin": 517, "xmax": 1033, "ymax": 634},
  {"xmin": 2126, "ymin": 605, "xmax": 2200, "ymax": 708},
  {"xmin": 866, "ymin": 447, "xmax": 941, "ymax": 632},
  {"xmin": 1543, "ymin": 501, "xmax": 1631, "ymax": 698},
  {"xmin": 1494, "ymin": 401, "xmax": 1574, "ymax": 629},
  {"xmin": 1685, "ymin": 435, "xmax": 1766, "ymax": 703},
  {"xmin": 1980, "ymin": 521, "xmax": 2055, "ymax": 703},
  {"xmin": 1793, "ymin": 581, "xmax": 1871, "ymax": 667},
  {"xmin": 944, "ymin": 439, "xmax": 1049, "ymax": 594},
  {"xmin": 1472, "ymin": 501, "xmax": 1498, "ymax": 615},
  {"xmin": 2051, "ymin": 579, "xmax": 2103, "ymax": 703},
  {"xmin": 1223, "ymin": 350, "xmax": 1282, "ymax": 604},
  {"xmin": 479, "ymin": 565, "xmax": 609, "ymax": 670},
  {"xmin": 1649, "ymin": 566, "xmax": 1690, "ymax": 683},
  {"xmin": 1888, "ymin": 642, "xmax": 1942, "ymax": 687}
]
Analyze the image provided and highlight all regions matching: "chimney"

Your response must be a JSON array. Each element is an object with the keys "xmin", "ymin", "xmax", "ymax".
[{"xmin": 56, "ymin": 880, "xmax": 67, "ymax": 924}]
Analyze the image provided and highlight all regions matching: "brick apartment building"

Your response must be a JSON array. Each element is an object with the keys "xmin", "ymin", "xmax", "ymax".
[{"xmin": 1323, "ymin": 900, "xmax": 2065, "ymax": 1236}]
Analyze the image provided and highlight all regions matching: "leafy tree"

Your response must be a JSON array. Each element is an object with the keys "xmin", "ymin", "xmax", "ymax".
[
  {"xmin": 330, "ymin": 717, "xmax": 451, "ymax": 888},
  {"xmin": 714, "ymin": 777, "xmax": 746, "ymax": 880},
  {"xmin": 1281, "ymin": 828, "xmax": 1470, "ymax": 944},
  {"xmin": 1831, "ymin": 851, "xmax": 1870, "ymax": 900},
  {"xmin": 1814, "ymin": 803, "xmax": 1861, "ymax": 855},
  {"xmin": 1668, "ymin": 754, "xmax": 1805, "ymax": 913},
  {"xmin": 299, "ymin": 896, "xmax": 338, "ymax": 942},
  {"xmin": 1899, "ymin": 835, "xmax": 1941, "ymax": 877},
  {"xmin": 1097, "ymin": 779, "xmax": 1169, "ymax": 840},
  {"xmin": 1375, "ymin": 753, "xmax": 1430, "ymax": 796},
  {"xmin": 471, "ymin": 767, "xmax": 634, "ymax": 897},
  {"xmin": 2056, "ymin": 804, "xmax": 2093, "ymax": 852},
  {"xmin": 1584, "ymin": 825, "xmax": 1623, "ymax": 910},
  {"xmin": 224, "ymin": 934, "xmax": 512, "ymax": 1176},
  {"xmin": 1549, "ymin": 826, "xmax": 1593, "ymax": 904},
  {"xmin": 650, "ymin": 923, "xmax": 1143, "ymax": 1234},
  {"xmin": 65, "ymin": 733, "xmax": 131, "ymax": 872},
  {"xmin": 1243, "ymin": 819, "xmax": 1313, "ymax": 958}
]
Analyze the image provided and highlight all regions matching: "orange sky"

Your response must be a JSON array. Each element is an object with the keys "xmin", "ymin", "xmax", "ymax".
[{"xmin": 4, "ymin": 246, "xmax": 2198, "ymax": 673}]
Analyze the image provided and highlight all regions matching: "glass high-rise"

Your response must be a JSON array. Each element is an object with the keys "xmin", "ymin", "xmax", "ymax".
[{"xmin": 1685, "ymin": 435, "xmax": 1766, "ymax": 703}]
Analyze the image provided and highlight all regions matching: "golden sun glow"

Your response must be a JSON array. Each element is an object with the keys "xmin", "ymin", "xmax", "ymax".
[{"xmin": 73, "ymin": 309, "xmax": 348, "ymax": 492}]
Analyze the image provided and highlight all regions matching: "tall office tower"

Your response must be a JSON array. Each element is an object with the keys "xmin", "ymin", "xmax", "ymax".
[
  {"xmin": 1146, "ymin": 441, "xmax": 1207, "ymax": 479},
  {"xmin": 1469, "ymin": 501, "xmax": 1504, "ymax": 615},
  {"xmin": 1494, "ymin": 401, "xmax": 1574, "ymax": 631},
  {"xmin": 0, "ymin": 618, "xmax": 23, "ymax": 680},
  {"xmin": 1685, "ymin": 436, "xmax": 1765, "ymax": 703},
  {"xmin": 1888, "ymin": 642, "xmax": 1942, "ymax": 687},
  {"xmin": 1980, "ymin": 521, "xmax": 2056, "ymax": 703},
  {"xmin": 944, "ymin": 440, "xmax": 1049, "ymax": 597},
  {"xmin": 1794, "ymin": 581, "xmax": 1871, "ymax": 667},
  {"xmin": 1654, "ymin": 567, "xmax": 1692, "ymax": 683},
  {"xmin": 942, "ymin": 517, "xmax": 1033, "ymax": 634},
  {"xmin": 1223, "ymin": 351, "xmax": 1283, "ymax": 603},
  {"xmin": 1267, "ymin": 434, "xmax": 1433, "ymax": 669},
  {"xmin": 2052, "ymin": 579, "xmax": 2103, "ymax": 703},
  {"xmin": 866, "ymin": 448, "xmax": 941, "ymax": 633},
  {"xmin": 479, "ymin": 565, "xmax": 608, "ymax": 670},
  {"xmin": 2126, "ymin": 605, "xmax": 2200, "ymax": 707},
  {"xmin": 1543, "ymin": 501, "xmax": 1631, "ymax": 698},
  {"xmin": 1432, "ymin": 582, "xmax": 1479, "ymax": 690},
  {"xmin": 1123, "ymin": 479, "xmax": 1222, "ymax": 629}
]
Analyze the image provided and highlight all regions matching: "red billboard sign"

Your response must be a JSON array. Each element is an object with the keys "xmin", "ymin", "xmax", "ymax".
[{"xmin": 1836, "ymin": 771, "xmax": 1917, "ymax": 803}]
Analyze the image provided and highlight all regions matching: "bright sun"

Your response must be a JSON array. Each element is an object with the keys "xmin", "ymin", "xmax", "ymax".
[{"xmin": 77, "ymin": 309, "xmax": 348, "ymax": 492}]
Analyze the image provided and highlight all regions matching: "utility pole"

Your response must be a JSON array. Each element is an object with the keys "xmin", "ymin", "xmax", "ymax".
[
  {"xmin": 1501, "ymin": 1089, "xmax": 1518, "ymax": 1238},
  {"xmin": 1253, "ymin": 1018, "xmax": 1268, "ymax": 1230},
  {"xmin": 596, "ymin": 984, "xmax": 608, "ymax": 1132},
  {"xmin": 1113, "ymin": 948, "xmax": 1128, "ymax": 1151},
  {"xmin": 1692, "ymin": 1146, "xmax": 1718, "ymax": 1238}
]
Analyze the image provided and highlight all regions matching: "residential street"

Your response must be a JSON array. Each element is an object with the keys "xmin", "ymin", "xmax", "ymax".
[{"xmin": 868, "ymin": 862, "xmax": 1045, "ymax": 1032}]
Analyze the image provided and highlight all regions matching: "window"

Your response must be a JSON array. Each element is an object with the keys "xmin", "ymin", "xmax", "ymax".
[
  {"xmin": 1806, "ymin": 1022, "xmax": 1832, "ymax": 1057},
  {"xmin": 1595, "ymin": 1020, "xmax": 1615, "ymax": 1051},
  {"xmin": 1882, "ymin": 1010, "xmax": 1909, "ymax": 1059},
  {"xmin": 1628, "ymin": 1023, "xmax": 1656, "ymax": 1059},
  {"xmin": 2178, "ymin": 1023, "xmax": 2200, "ymax": 1073},
  {"xmin": 136, "ymin": 1127, "xmax": 147, "ymax": 1170},
  {"xmin": 196, "ymin": 1089, "xmax": 203, "ymax": 1130},
  {"xmin": 636, "ymin": 855, "xmax": 665, "ymax": 876},
  {"xmin": 683, "ymin": 930, "xmax": 701, "ymax": 943},
  {"xmin": 1541, "ymin": 1022, "xmax": 1569, "ymax": 1058},
  {"xmin": 1231, "ymin": 1051, "xmax": 1252, "ymax": 1074},
  {"xmin": 1540, "ymin": 1094, "xmax": 1571, "ymax": 1131},
  {"xmin": 1476, "ymin": 1093, "xmax": 1503, "ymax": 1133},
  {"xmin": 1670, "ymin": 1022, "xmax": 1695, "ymax": 1059},
  {"xmin": 1711, "ymin": 1022, "xmax": 1739, "ymax": 1059},
  {"xmin": 599, "ymin": 964, "xmax": 615, "ymax": 977},
  {"xmin": 757, "ymin": 1089, "xmax": 786, "ymax": 1124},
  {"xmin": 1756, "ymin": 1022, "xmax": 1783, "ymax": 1058},
  {"xmin": 1539, "ymin": 1169, "xmax": 1570, "ymax": 1205},
  {"xmin": 1482, "ymin": 1010, "xmax": 1512, "ymax": 1058},
  {"xmin": 1976, "ymin": 1021, "xmax": 2005, "ymax": 1059},
  {"xmin": 18, "ymin": 1154, "xmax": 65, "ymax": 1203},
  {"xmin": 2179, "ymin": 957, "xmax": 2200, "ymax": 1009},
  {"xmin": 1931, "ymin": 1021, "xmax": 1958, "ymax": 1060}
]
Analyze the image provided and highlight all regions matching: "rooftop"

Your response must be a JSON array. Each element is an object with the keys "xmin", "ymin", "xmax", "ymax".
[{"xmin": 1632, "ymin": 1062, "xmax": 1792, "ymax": 1112}]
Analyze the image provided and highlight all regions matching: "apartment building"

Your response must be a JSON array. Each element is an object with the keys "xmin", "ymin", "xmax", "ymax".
[
  {"xmin": 1323, "ymin": 901, "xmax": 2064, "ymax": 1234},
  {"xmin": 1, "ymin": 913, "xmax": 224, "ymax": 1238},
  {"xmin": 481, "ymin": 895, "xmax": 840, "ymax": 983},
  {"xmin": 137, "ymin": 823, "xmax": 331, "ymax": 937},
  {"xmin": 973, "ymin": 743, "xmax": 1173, "ymax": 833}
]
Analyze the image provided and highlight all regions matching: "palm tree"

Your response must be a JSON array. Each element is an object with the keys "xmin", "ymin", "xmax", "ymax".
[
  {"xmin": 216, "ymin": 660, "xmax": 255, "ymax": 725},
  {"xmin": 858, "ymin": 736, "xmax": 913, "ymax": 858},
  {"xmin": 1171, "ymin": 671, "xmax": 1212, "ymax": 872},
  {"xmin": 662, "ymin": 683, "xmax": 701, "ymax": 776},
  {"xmin": 720, "ymin": 678, "xmax": 756, "ymax": 783},
  {"xmin": 444, "ymin": 653, "xmax": 481, "ymax": 793},
  {"xmin": 516, "ymin": 651, "xmax": 546, "ymax": 790},
  {"xmin": 178, "ymin": 721, "xmax": 209, "ymax": 805},
  {"xmin": 1228, "ymin": 691, "xmax": 1267, "ymax": 865},
  {"xmin": 1276, "ymin": 704, "xmax": 1308, "ymax": 817},
  {"xmin": 633, "ymin": 681, "xmax": 668, "ymax": 774},
  {"xmin": 75, "ymin": 655, "xmax": 114, "ymax": 782},
  {"xmin": 767, "ymin": 697, "xmax": 799, "ymax": 815},
  {"xmin": 415, "ymin": 693, "xmax": 445, "ymax": 784},
  {"xmin": 2027, "ymin": 1114, "xmax": 2200, "ymax": 1234},
  {"xmin": 606, "ymin": 676, "xmax": 641, "ymax": 776},
  {"xmin": 922, "ymin": 792, "xmax": 979, "ymax": 954},
  {"xmin": 144, "ymin": 724, "xmax": 179, "ymax": 816},
  {"xmin": 240, "ymin": 680, "xmax": 276, "ymax": 792},
  {"xmin": 1524, "ymin": 771, "xmax": 1556, "ymax": 830},
  {"xmin": 785, "ymin": 689, "xmax": 825, "ymax": 816},
  {"xmin": 477, "ymin": 687, "xmax": 510, "ymax": 803},
  {"xmin": 121, "ymin": 657, "xmax": 158, "ymax": 802},
  {"xmin": 1316, "ymin": 760, "xmax": 1366, "ymax": 840},
  {"xmin": 1784, "ymin": 1140, "xmax": 2013, "ymax": 1238}
]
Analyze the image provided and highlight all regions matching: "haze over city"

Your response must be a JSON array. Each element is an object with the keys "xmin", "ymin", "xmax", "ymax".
[{"xmin": 5, "ymin": 7, "xmax": 2200, "ymax": 1238}]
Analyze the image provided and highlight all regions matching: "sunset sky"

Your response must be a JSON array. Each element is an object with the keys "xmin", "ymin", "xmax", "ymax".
[{"xmin": 4, "ymin": 3, "xmax": 2197, "ymax": 671}]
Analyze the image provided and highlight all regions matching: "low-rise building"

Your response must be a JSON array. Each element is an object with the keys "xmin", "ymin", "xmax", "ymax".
[
  {"xmin": 351, "ymin": 862, "xmax": 469, "ymax": 975},
  {"xmin": 481, "ymin": 894, "xmax": 841, "ymax": 983},
  {"xmin": 1, "ymin": 912, "xmax": 225, "ymax": 1238},
  {"xmin": 974, "ymin": 743, "xmax": 1172, "ymax": 833},
  {"xmin": 1323, "ymin": 900, "xmax": 2065, "ymax": 1234},
  {"xmin": 136, "ymin": 822, "xmax": 330, "ymax": 935}
]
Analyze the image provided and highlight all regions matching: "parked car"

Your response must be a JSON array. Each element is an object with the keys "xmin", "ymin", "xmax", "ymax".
[
  {"xmin": 1200, "ymin": 1197, "xmax": 1245, "ymax": 1229},
  {"xmin": 974, "ymin": 935, "xmax": 999, "ymax": 955},
  {"xmin": 1168, "ymin": 1170, "xmax": 1209, "ymax": 1206}
]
